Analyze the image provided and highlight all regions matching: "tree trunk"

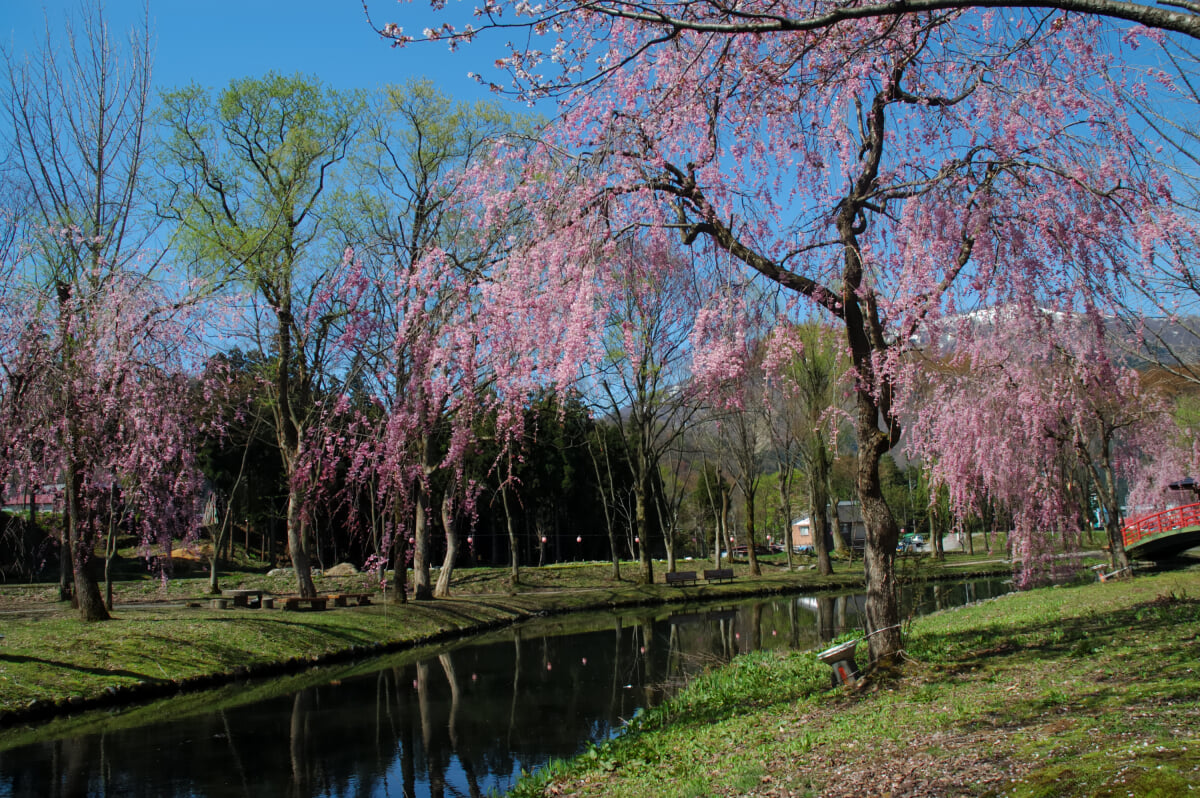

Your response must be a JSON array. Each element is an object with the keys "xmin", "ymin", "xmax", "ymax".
[
  {"xmin": 779, "ymin": 474, "xmax": 795, "ymax": 571},
  {"xmin": 1095, "ymin": 446, "xmax": 1131, "ymax": 573},
  {"xmin": 827, "ymin": 472, "xmax": 849, "ymax": 555},
  {"xmin": 57, "ymin": 516, "xmax": 73, "ymax": 603},
  {"xmin": 810, "ymin": 448, "xmax": 833, "ymax": 576},
  {"xmin": 207, "ymin": 503, "xmax": 231, "ymax": 596},
  {"xmin": 589, "ymin": 438, "xmax": 622, "ymax": 580},
  {"xmin": 501, "ymin": 480, "xmax": 520, "ymax": 587},
  {"xmin": 720, "ymin": 485, "xmax": 732, "ymax": 567},
  {"xmin": 536, "ymin": 512, "xmax": 547, "ymax": 567},
  {"xmin": 634, "ymin": 471, "xmax": 653, "ymax": 585},
  {"xmin": 664, "ymin": 528, "xmax": 676, "ymax": 573},
  {"xmin": 66, "ymin": 459, "xmax": 108, "ymax": 621},
  {"xmin": 434, "ymin": 491, "xmax": 458, "ymax": 597},
  {"xmin": 857, "ymin": 439, "xmax": 901, "ymax": 664},
  {"xmin": 207, "ymin": 542, "xmax": 221, "ymax": 596},
  {"xmin": 745, "ymin": 489, "xmax": 761, "ymax": 576},
  {"xmin": 390, "ymin": 502, "xmax": 408, "ymax": 603},
  {"xmin": 654, "ymin": 483, "xmax": 678, "ymax": 573},
  {"xmin": 103, "ymin": 503, "xmax": 119, "ymax": 612},
  {"xmin": 843, "ymin": 267, "xmax": 903, "ymax": 662},
  {"xmin": 704, "ymin": 464, "xmax": 725, "ymax": 568},
  {"xmin": 412, "ymin": 494, "xmax": 433, "ymax": 600},
  {"xmin": 274, "ymin": 305, "xmax": 317, "ymax": 598},
  {"xmin": 1104, "ymin": 517, "xmax": 1130, "ymax": 572},
  {"xmin": 286, "ymin": 487, "xmax": 317, "ymax": 597},
  {"xmin": 607, "ymin": 524, "xmax": 621, "ymax": 580}
]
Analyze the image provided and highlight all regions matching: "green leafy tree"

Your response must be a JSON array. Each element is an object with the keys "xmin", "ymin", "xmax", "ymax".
[
  {"xmin": 778, "ymin": 323, "xmax": 851, "ymax": 574},
  {"xmin": 157, "ymin": 72, "xmax": 363, "ymax": 597}
]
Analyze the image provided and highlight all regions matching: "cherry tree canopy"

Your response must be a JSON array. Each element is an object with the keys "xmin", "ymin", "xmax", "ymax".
[
  {"xmin": 294, "ymin": 85, "xmax": 533, "ymax": 599},
  {"xmin": 0, "ymin": 246, "xmax": 210, "ymax": 619},
  {"xmin": 904, "ymin": 309, "xmax": 1181, "ymax": 583},
  {"xmin": 402, "ymin": 2, "xmax": 1194, "ymax": 661},
  {"xmin": 370, "ymin": 0, "xmax": 1200, "ymax": 60}
]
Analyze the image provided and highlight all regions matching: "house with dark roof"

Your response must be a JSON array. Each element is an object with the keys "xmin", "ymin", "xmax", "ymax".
[{"xmin": 790, "ymin": 501, "xmax": 866, "ymax": 551}]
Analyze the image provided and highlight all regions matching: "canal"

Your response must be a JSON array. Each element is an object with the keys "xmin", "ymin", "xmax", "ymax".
[{"xmin": 0, "ymin": 577, "xmax": 1009, "ymax": 797}]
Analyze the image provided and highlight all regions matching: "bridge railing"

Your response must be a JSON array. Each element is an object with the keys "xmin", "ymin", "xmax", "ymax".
[{"xmin": 1122, "ymin": 503, "xmax": 1200, "ymax": 547}]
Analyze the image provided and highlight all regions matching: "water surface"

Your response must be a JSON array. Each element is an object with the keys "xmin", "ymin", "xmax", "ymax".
[{"xmin": 0, "ymin": 578, "xmax": 1008, "ymax": 797}]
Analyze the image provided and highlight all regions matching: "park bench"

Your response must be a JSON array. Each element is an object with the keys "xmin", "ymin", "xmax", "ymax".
[
  {"xmin": 329, "ymin": 592, "xmax": 372, "ymax": 607},
  {"xmin": 665, "ymin": 570, "xmax": 697, "ymax": 586},
  {"xmin": 222, "ymin": 589, "xmax": 266, "ymax": 608},
  {"xmin": 703, "ymin": 568, "xmax": 735, "ymax": 583},
  {"xmin": 280, "ymin": 596, "xmax": 328, "ymax": 611}
]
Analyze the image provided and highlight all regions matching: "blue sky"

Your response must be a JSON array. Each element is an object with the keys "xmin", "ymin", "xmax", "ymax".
[{"xmin": 3, "ymin": 0, "xmax": 504, "ymax": 100}]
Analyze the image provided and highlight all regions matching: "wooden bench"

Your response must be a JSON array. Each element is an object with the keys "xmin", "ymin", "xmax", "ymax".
[
  {"xmin": 703, "ymin": 568, "xmax": 735, "ymax": 583},
  {"xmin": 222, "ymin": 589, "xmax": 265, "ymax": 608},
  {"xmin": 329, "ymin": 593, "xmax": 372, "ymax": 607},
  {"xmin": 281, "ymin": 596, "xmax": 328, "ymax": 611},
  {"xmin": 665, "ymin": 570, "xmax": 697, "ymax": 586}
]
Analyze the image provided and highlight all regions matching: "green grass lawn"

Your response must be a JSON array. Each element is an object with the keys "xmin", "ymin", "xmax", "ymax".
[
  {"xmin": 0, "ymin": 551, "xmax": 1187, "ymax": 797},
  {"xmin": 511, "ymin": 564, "xmax": 1200, "ymax": 797}
]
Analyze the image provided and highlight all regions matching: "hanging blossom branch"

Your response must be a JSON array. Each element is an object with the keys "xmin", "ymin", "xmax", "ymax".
[{"xmin": 367, "ymin": 0, "xmax": 1199, "ymax": 102}]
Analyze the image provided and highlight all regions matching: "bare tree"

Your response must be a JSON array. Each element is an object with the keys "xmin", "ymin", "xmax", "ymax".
[
  {"xmin": 591, "ymin": 238, "xmax": 706, "ymax": 583},
  {"xmin": 2, "ymin": 2, "xmax": 157, "ymax": 620}
]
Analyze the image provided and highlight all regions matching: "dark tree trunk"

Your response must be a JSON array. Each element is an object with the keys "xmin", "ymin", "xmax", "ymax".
[
  {"xmin": 66, "ymin": 459, "xmax": 108, "ymax": 621},
  {"xmin": 276, "ymin": 307, "xmax": 317, "ymax": 599},
  {"xmin": 779, "ymin": 475, "xmax": 795, "ymax": 571},
  {"xmin": 856, "ymin": 429, "xmax": 901, "ymax": 664},
  {"xmin": 500, "ymin": 479, "xmax": 520, "ymax": 587},
  {"xmin": 391, "ymin": 505, "xmax": 408, "ymax": 604},
  {"xmin": 634, "ymin": 471, "xmax": 653, "ymax": 585},
  {"xmin": 745, "ymin": 489, "xmax": 761, "ymax": 576},
  {"xmin": 810, "ymin": 448, "xmax": 834, "ymax": 576}
]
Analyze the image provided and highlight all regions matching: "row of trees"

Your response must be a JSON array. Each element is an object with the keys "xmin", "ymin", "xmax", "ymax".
[
  {"xmin": 0, "ymin": 5, "xmax": 857, "ymax": 616},
  {"xmin": 374, "ymin": 0, "xmax": 1200, "ymax": 665},
  {"xmin": 1, "ymin": 3, "xmax": 1197, "ymax": 679}
]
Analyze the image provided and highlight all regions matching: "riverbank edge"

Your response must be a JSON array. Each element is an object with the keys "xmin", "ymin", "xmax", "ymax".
[
  {"xmin": 0, "ymin": 563, "xmax": 1011, "ymax": 730},
  {"xmin": 506, "ymin": 565, "xmax": 1200, "ymax": 798}
]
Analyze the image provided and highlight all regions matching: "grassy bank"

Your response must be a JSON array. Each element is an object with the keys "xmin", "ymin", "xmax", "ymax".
[
  {"xmin": 0, "ymin": 552, "xmax": 1010, "ymax": 723},
  {"xmin": 512, "ymin": 563, "xmax": 1200, "ymax": 798}
]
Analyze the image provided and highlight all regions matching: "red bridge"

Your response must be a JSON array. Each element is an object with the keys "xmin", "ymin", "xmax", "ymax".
[{"xmin": 1122, "ymin": 503, "xmax": 1200, "ymax": 560}]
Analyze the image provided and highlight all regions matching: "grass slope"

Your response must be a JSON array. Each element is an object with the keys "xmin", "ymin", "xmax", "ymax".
[{"xmin": 514, "ymin": 567, "xmax": 1200, "ymax": 798}]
